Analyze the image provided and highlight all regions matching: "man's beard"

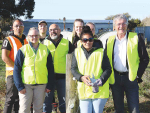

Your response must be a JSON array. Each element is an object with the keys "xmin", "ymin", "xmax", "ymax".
[{"xmin": 51, "ymin": 35, "xmax": 58, "ymax": 40}]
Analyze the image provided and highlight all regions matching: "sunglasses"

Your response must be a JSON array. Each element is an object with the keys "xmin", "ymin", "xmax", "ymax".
[{"xmin": 82, "ymin": 38, "xmax": 94, "ymax": 43}]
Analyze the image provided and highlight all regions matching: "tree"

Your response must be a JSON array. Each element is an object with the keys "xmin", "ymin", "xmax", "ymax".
[
  {"xmin": 105, "ymin": 12, "xmax": 131, "ymax": 20},
  {"xmin": 142, "ymin": 16, "xmax": 150, "ymax": 26},
  {"xmin": 128, "ymin": 18, "xmax": 143, "ymax": 31},
  {"xmin": 105, "ymin": 13, "xmax": 143, "ymax": 31},
  {"xmin": 0, "ymin": 0, "xmax": 35, "ymax": 19}
]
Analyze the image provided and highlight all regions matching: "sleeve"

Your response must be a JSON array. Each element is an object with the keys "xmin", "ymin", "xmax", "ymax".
[
  {"xmin": 68, "ymin": 41, "xmax": 75, "ymax": 54},
  {"xmin": 46, "ymin": 50, "xmax": 55, "ymax": 90},
  {"xmin": 100, "ymin": 50, "xmax": 112, "ymax": 85},
  {"xmin": 1, "ymin": 38, "xmax": 11, "ymax": 50},
  {"xmin": 71, "ymin": 51, "xmax": 83, "ymax": 82},
  {"xmin": 137, "ymin": 35, "xmax": 149, "ymax": 81},
  {"xmin": 13, "ymin": 49, "xmax": 25, "ymax": 91},
  {"xmin": 93, "ymin": 40, "xmax": 103, "ymax": 48}
]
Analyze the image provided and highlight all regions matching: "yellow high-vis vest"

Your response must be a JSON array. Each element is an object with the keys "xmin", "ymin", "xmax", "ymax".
[
  {"xmin": 44, "ymin": 38, "xmax": 69, "ymax": 74},
  {"xmin": 20, "ymin": 43, "xmax": 48, "ymax": 84},
  {"xmin": 75, "ymin": 47, "xmax": 109, "ymax": 99},
  {"xmin": 107, "ymin": 32, "xmax": 139, "ymax": 83},
  {"xmin": 67, "ymin": 33, "xmax": 74, "ymax": 43}
]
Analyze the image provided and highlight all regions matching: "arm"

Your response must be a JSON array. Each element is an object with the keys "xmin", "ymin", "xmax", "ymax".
[
  {"xmin": 100, "ymin": 50, "xmax": 112, "ymax": 85},
  {"xmin": 1, "ymin": 38, "xmax": 14, "ymax": 67},
  {"xmin": 46, "ymin": 51, "xmax": 55, "ymax": 91},
  {"xmin": 2, "ymin": 49, "xmax": 14, "ymax": 67},
  {"xmin": 71, "ymin": 52, "xmax": 83, "ymax": 82},
  {"xmin": 13, "ymin": 49, "xmax": 25, "ymax": 92},
  {"xmin": 71, "ymin": 52, "xmax": 91, "ymax": 86},
  {"xmin": 68, "ymin": 41, "xmax": 75, "ymax": 54},
  {"xmin": 137, "ymin": 35, "xmax": 149, "ymax": 82}
]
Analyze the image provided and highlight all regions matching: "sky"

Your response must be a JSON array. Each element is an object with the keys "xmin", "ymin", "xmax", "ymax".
[{"xmin": 21, "ymin": 0, "xmax": 150, "ymax": 21}]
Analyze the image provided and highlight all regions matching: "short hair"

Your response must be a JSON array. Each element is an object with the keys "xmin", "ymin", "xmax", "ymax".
[
  {"xmin": 27, "ymin": 27, "xmax": 39, "ymax": 41},
  {"xmin": 72, "ymin": 19, "xmax": 84, "ymax": 37},
  {"xmin": 80, "ymin": 26, "xmax": 93, "ymax": 40},
  {"xmin": 86, "ymin": 22, "xmax": 95, "ymax": 29},
  {"xmin": 113, "ymin": 14, "xmax": 128, "ymax": 26},
  {"xmin": 12, "ymin": 18, "xmax": 23, "ymax": 25}
]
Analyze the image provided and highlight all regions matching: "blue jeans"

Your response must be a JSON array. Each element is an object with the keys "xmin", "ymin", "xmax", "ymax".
[
  {"xmin": 43, "ymin": 79, "xmax": 66, "ymax": 113},
  {"xmin": 80, "ymin": 98, "xmax": 107, "ymax": 113},
  {"xmin": 110, "ymin": 72, "xmax": 140, "ymax": 113}
]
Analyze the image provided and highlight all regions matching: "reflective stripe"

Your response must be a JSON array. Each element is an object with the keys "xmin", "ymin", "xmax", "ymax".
[
  {"xmin": 6, "ymin": 67, "xmax": 14, "ymax": 70},
  {"xmin": 9, "ymin": 36, "xmax": 17, "ymax": 60}
]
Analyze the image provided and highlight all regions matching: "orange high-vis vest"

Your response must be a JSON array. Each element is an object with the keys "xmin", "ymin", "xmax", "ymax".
[{"xmin": 6, "ymin": 36, "xmax": 28, "ymax": 77}]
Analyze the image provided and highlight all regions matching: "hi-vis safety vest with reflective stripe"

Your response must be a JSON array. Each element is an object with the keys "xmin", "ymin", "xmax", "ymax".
[
  {"xmin": 6, "ymin": 36, "xmax": 28, "ymax": 77},
  {"xmin": 20, "ymin": 44, "xmax": 48, "ymax": 84},
  {"xmin": 107, "ymin": 32, "xmax": 139, "ymax": 83},
  {"xmin": 43, "ymin": 38, "xmax": 69, "ymax": 74},
  {"xmin": 75, "ymin": 47, "xmax": 109, "ymax": 99}
]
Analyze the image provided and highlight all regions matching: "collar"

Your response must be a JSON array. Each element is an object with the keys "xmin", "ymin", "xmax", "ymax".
[{"xmin": 116, "ymin": 32, "xmax": 127, "ymax": 42}]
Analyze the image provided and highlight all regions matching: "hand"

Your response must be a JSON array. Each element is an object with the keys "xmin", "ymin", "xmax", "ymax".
[
  {"xmin": 81, "ymin": 75, "xmax": 91, "ymax": 86},
  {"xmin": 19, "ymin": 89, "xmax": 26, "ymax": 94},
  {"xmin": 45, "ymin": 88, "xmax": 51, "ymax": 93}
]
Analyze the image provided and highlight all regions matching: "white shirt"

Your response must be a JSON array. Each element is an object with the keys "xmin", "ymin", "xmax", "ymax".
[{"xmin": 114, "ymin": 33, "xmax": 128, "ymax": 72}]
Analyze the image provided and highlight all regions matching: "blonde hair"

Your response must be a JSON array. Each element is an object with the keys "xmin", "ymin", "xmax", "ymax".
[{"xmin": 72, "ymin": 19, "xmax": 84, "ymax": 38}]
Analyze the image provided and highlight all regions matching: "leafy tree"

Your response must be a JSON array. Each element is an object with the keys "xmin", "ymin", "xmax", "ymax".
[
  {"xmin": 105, "ymin": 12, "xmax": 131, "ymax": 20},
  {"xmin": 142, "ymin": 16, "xmax": 150, "ymax": 26},
  {"xmin": 0, "ymin": 0, "xmax": 35, "ymax": 19},
  {"xmin": 127, "ymin": 19, "xmax": 143, "ymax": 31},
  {"xmin": 105, "ymin": 13, "xmax": 143, "ymax": 31}
]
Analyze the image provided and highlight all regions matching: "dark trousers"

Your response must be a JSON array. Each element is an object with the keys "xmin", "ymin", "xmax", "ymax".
[
  {"xmin": 3, "ymin": 76, "xmax": 19, "ymax": 113},
  {"xmin": 110, "ymin": 72, "xmax": 140, "ymax": 113}
]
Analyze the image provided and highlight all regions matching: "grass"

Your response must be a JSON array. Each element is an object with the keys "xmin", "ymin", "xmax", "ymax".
[
  {"xmin": 0, "ymin": 40, "xmax": 150, "ymax": 113},
  {"xmin": 0, "ymin": 40, "xmax": 6, "ymax": 112}
]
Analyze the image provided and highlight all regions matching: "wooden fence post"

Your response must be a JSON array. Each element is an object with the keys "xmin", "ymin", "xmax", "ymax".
[{"xmin": 66, "ymin": 54, "xmax": 79, "ymax": 113}]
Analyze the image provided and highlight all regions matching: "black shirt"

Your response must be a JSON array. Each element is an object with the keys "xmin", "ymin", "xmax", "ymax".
[
  {"xmin": 72, "ymin": 34, "xmax": 80, "ymax": 48},
  {"xmin": 1, "ymin": 34, "xmax": 26, "ymax": 50}
]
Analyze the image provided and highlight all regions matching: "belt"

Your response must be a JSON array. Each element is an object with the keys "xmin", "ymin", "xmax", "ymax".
[{"xmin": 114, "ymin": 69, "xmax": 128, "ymax": 75}]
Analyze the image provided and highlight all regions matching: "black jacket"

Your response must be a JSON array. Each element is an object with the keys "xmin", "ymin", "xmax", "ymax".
[
  {"xmin": 105, "ymin": 32, "xmax": 149, "ymax": 83},
  {"xmin": 71, "ymin": 45, "xmax": 112, "ymax": 86}
]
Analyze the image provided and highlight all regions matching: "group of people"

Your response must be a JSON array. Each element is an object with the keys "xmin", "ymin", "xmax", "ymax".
[{"xmin": 1, "ymin": 14, "xmax": 149, "ymax": 113}]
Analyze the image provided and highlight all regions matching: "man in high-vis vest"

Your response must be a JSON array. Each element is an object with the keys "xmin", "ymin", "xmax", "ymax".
[
  {"xmin": 1, "ymin": 19, "xmax": 28, "ymax": 113},
  {"xmin": 106, "ymin": 14, "xmax": 149, "ymax": 113},
  {"xmin": 42, "ymin": 24, "xmax": 75, "ymax": 113},
  {"xmin": 38, "ymin": 20, "xmax": 48, "ymax": 43}
]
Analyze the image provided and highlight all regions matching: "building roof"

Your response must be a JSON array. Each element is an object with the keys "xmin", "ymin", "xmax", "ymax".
[{"xmin": 24, "ymin": 19, "xmax": 113, "ymax": 24}]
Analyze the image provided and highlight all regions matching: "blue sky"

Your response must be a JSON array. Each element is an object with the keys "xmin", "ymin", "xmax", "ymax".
[{"xmin": 22, "ymin": 0, "xmax": 150, "ymax": 21}]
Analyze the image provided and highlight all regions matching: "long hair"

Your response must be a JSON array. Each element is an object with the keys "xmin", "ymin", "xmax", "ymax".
[{"xmin": 72, "ymin": 19, "xmax": 84, "ymax": 38}]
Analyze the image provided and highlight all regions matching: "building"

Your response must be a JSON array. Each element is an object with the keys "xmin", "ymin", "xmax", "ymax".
[{"xmin": 23, "ymin": 19, "xmax": 113, "ymax": 35}]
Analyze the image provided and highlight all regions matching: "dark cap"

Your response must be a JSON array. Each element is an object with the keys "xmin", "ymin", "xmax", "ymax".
[{"xmin": 38, "ymin": 20, "xmax": 47, "ymax": 25}]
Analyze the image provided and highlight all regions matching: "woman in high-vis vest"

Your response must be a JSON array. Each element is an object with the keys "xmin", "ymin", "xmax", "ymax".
[
  {"xmin": 67, "ymin": 19, "xmax": 84, "ymax": 48},
  {"xmin": 13, "ymin": 27, "xmax": 55, "ymax": 113},
  {"xmin": 71, "ymin": 26, "xmax": 112, "ymax": 113}
]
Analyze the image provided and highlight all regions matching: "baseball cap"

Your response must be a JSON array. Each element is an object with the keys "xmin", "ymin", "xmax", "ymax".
[{"xmin": 38, "ymin": 20, "xmax": 47, "ymax": 25}]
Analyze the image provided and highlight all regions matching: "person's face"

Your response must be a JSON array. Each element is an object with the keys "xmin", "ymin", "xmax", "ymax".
[
  {"xmin": 74, "ymin": 21, "xmax": 83, "ymax": 36},
  {"xmin": 38, "ymin": 23, "xmax": 47, "ymax": 34},
  {"xmin": 87, "ymin": 24, "xmax": 95, "ymax": 35},
  {"xmin": 81, "ymin": 34, "xmax": 94, "ymax": 51},
  {"xmin": 28, "ymin": 30, "xmax": 39, "ymax": 44},
  {"xmin": 13, "ymin": 20, "xmax": 24, "ymax": 36},
  {"xmin": 114, "ymin": 19, "xmax": 127, "ymax": 36},
  {"xmin": 49, "ymin": 24, "xmax": 61, "ymax": 40}
]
